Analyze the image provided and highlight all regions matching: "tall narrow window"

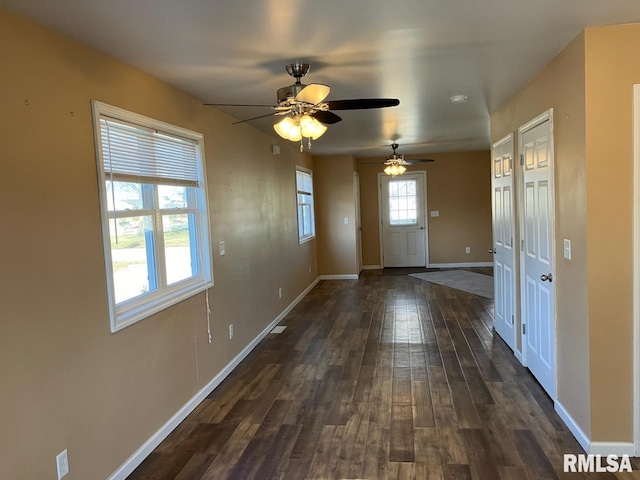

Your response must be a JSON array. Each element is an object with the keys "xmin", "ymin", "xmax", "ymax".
[
  {"xmin": 92, "ymin": 101, "xmax": 212, "ymax": 332},
  {"xmin": 295, "ymin": 166, "xmax": 315, "ymax": 243}
]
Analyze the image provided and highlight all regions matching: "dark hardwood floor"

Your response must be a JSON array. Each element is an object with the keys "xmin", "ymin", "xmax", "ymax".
[{"xmin": 127, "ymin": 271, "xmax": 639, "ymax": 479}]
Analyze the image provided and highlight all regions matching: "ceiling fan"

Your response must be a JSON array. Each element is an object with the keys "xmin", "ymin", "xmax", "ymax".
[
  {"xmin": 361, "ymin": 143, "xmax": 435, "ymax": 176},
  {"xmin": 204, "ymin": 63, "xmax": 400, "ymax": 150}
]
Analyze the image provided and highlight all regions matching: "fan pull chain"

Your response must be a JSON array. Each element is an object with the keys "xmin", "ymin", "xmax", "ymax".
[
  {"xmin": 300, "ymin": 139, "xmax": 304, "ymax": 152},
  {"xmin": 308, "ymin": 137, "xmax": 312, "ymax": 150}
]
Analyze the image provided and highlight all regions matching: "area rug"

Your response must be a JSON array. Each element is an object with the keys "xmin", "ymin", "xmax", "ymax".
[{"xmin": 409, "ymin": 270, "xmax": 494, "ymax": 299}]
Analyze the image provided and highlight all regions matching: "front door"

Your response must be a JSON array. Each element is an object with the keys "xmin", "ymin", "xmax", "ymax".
[
  {"xmin": 520, "ymin": 111, "xmax": 556, "ymax": 398},
  {"xmin": 491, "ymin": 134, "xmax": 516, "ymax": 352},
  {"xmin": 379, "ymin": 172, "xmax": 427, "ymax": 267}
]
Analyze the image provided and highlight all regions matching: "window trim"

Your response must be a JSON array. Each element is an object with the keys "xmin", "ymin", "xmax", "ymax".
[
  {"xmin": 92, "ymin": 101, "xmax": 213, "ymax": 332},
  {"xmin": 295, "ymin": 165, "xmax": 316, "ymax": 244}
]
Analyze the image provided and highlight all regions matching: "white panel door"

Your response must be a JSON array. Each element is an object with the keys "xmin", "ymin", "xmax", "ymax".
[
  {"xmin": 491, "ymin": 135, "xmax": 516, "ymax": 351},
  {"xmin": 520, "ymin": 114, "xmax": 556, "ymax": 398},
  {"xmin": 379, "ymin": 172, "xmax": 427, "ymax": 267}
]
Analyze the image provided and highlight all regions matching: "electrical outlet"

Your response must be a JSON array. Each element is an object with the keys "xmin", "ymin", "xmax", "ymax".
[
  {"xmin": 308, "ymin": 265, "xmax": 312, "ymax": 274},
  {"xmin": 465, "ymin": 247, "xmax": 471, "ymax": 254},
  {"xmin": 278, "ymin": 287, "xmax": 282, "ymax": 299},
  {"xmin": 218, "ymin": 241, "xmax": 225, "ymax": 256},
  {"xmin": 56, "ymin": 449, "xmax": 69, "ymax": 479},
  {"xmin": 228, "ymin": 324, "xmax": 233, "ymax": 339}
]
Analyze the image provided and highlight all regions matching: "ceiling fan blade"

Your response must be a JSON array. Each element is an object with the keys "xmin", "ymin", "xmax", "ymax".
[
  {"xmin": 326, "ymin": 98, "xmax": 400, "ymax": 110},
  {"xmin": 296, "ymin": 83, "xmax": 331, "ymax": 105},
  {"xmin": 232, "ymin": 112, "xmax": 279, "ymax": 125},
  {"xmin": 311, "ymin": 111, "xmax": 342, "ymax": 125},
  {"xmin": 204, "ymin": 103, "xmax": 275, "ymax": 108},
  {"xmin": 404, "ymin": 158, "xmax": 435, "ymax": 164}
]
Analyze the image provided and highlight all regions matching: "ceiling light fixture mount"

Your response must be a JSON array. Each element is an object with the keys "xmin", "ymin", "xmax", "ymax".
[{"xmin": 450, "ymin": 94, "xmax": 468, "ymax": 104}]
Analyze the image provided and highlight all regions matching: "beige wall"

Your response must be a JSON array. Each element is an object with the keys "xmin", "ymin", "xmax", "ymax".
[
  {"xmin": 357, "ymin": 151, "xmax": 492, "ymax": 267},
  {"xmin": 490, "ymin": 32, "xmax": 591, "ymax": 436},
  {"xmin": 0, "ymin": 9, "xmax": 316, "ymax": 479},
  {"xmin": 584, "ymin": 24, "xmax": 639, "ymax": 442},
  {"xmin": 313, "ymin": 155, "xmax": 358, "ymax": 276}
]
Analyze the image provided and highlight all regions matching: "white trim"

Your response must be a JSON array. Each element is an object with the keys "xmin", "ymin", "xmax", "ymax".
[
  {"xmin": 555, "ymin": 400, "xmax": 590, "ymax": 453},
  {"xmin": 517, "ymin": 109, "xmax": 557, "ymax": 399},
  {"xmin": 589, "ymin": 442, "xmax": 636, "ymax": 456},
  {"xmin": 514, "ymin": 349, "xmax": 524, "ymax": 365},
  {"xmin": 362, "ymin": 265, "xmax": 382, "ymax": 270},
  {"xmin": 427, "ymin": 262, "xmax": 493, "ymax": 268},
  {"xmin": 107, "ymin": 278, "xmax": 319, "ymax": 480},
  {"xmin": 633, "ymin": 84, "xmax": 640, "ymax": 456},
  {"xmin": 493, "ymin": 132, "xmax": 514, "ymax": 150},
  {"xmin": 354, "ymin": 172, "xmax": 363, "ymax": 274},
  {"xmin": 318, "ymin": 274, "xmax": 359, "ymax": 280}
]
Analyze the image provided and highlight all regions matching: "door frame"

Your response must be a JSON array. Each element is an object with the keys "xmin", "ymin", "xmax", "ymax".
[
  {"xmin": 633, "ymin": 84, "xmax": 640, "ymax": 456},
  {"xmin": 492, "ymin": 133, "xmax": 518, "ymax": 353},
  {"xmin": 354, "ymin": 171, "xmax": 363, "ymax": 274},
  {"xmin": 517, "ymin": 108, "xmax": 557, "ymax": 398},
  {"xmin": 377, "ymin": 171, "xmax": 429, "ymax": 268}
]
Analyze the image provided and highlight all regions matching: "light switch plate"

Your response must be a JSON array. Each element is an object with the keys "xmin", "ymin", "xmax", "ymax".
[
  {"xmin": 430, "ymin": 211, "xmax": 440, "ymax": 217},
  {"xmin": 563, "ymin": 239, "xmax": 571, "ymax": 260}
]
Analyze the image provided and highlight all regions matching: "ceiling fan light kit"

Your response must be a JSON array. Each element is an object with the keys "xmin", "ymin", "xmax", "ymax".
[
  {"xmin": 384, "ymin": 163, "xmax": 407, "ymax": 176},
  {"xmin": 380, "ymin": 143, "xmax": 435, "ymax": 176},
  {"xmin": 205, "ymin": 63, "xmax": 400, "ymax": 151},
  {"xmin": 273, "ymin": 114, "xmax": 327, "ymax": 143}
]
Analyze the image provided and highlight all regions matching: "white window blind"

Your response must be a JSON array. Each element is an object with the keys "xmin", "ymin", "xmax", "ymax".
[
  {"xmin": 296, "ymin": 169, "xmax": 313, "ymax": 194},
  {"xmin": 99, "ymin": 117, "xmax": 200, "ymax": 187}
]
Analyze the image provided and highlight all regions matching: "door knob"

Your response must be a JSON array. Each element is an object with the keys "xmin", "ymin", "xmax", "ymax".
[
  {"xmin": 488, "ymin": 248, "xmax": 495, "ymax": 254},
  {"xmin": 417, "ymin": 226, "xmax": 425, "ymax": 230},
  {"xmin": 540, "ymin": 273, "xmax": 553, "ymax": 282}
]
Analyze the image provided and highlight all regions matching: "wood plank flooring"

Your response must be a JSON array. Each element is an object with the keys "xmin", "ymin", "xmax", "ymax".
[{"xmin": 127, "ymin": 271, "xmax": 639, "ymax": 480}]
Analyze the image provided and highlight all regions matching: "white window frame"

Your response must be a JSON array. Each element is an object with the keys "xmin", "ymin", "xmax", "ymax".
[
  {"xmin": 92, "ymin": 101, "xmax": 213, "ymax": 332},
  {"xmin": 295, "ymin": 166, "xmax": 316, "ymax": 244}
]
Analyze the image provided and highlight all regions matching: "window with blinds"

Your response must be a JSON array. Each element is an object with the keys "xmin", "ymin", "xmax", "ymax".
[
  {"xmin": 295, "ymin": 166, "xmax": 315, "ymax": 243},
  {"xmin": 92, "ymin": 101, "xmax": 212, "ymax": 332}
]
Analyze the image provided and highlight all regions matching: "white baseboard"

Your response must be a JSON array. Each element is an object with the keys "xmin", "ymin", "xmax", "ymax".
[
  {"xmin": 428, "ymin": 262, "xmax": 494, "ymax": 268},
  {"xmin": 589, "ymin": 442, "xmax": 636, "ymax": 456},
  {"xmin": 362, "ymin": 265, "xmax": 382, "ymax": 270},
  {"xmin": 318, "ymin": 274, "xmax": 359, "ymax": 280},
  {"xmin": 555, "ymin": 400, "xmax": 590, "ymax": 453},
  {"xmin": 107, "ymin": 278, "xmax": 319, "ymax": 480},
  {"xmin": 554, "ymin": 401, "xmax": 636, "ymax": 456}
]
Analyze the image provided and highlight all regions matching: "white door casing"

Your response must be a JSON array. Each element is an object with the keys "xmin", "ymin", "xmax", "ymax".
[
  {"xmin": 519, "ymin": 110, "xmax": 556, "ymax": 399},
  {"xmin": 379, "ymin": 172, "xmax": 428, "ymax": 267},
  {"xmin": 491, "ymin": 134, "xmax": 517, "ymax": 352},
  {"xmin": 354, "ymin": 172, "xmax": 363, "ymax": 274},
  {"xmin": 633, "ymin": 84, "xmax": 640, "ymax": 456}
]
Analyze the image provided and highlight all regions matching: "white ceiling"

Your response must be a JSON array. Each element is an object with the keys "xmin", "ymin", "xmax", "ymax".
[{"xmin": 3, "ymin": 1, "xmax": 640, "ymax": 157}]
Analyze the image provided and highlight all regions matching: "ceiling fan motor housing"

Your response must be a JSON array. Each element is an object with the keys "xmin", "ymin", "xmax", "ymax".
[{"xmin": 277, "ymin": 83, "xmax": 307, "ymax": 104}]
